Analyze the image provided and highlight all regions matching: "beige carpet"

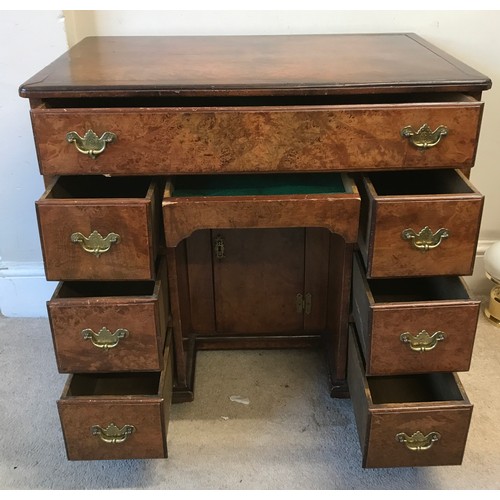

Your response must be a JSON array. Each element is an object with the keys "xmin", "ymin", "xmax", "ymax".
[{"xmin": 1, "ymin": 304, "xmax": 500, "ymax": 489}]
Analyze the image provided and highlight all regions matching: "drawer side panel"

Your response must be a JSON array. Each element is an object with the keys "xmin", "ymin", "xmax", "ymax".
[{"xmin": 347, "ymin": 327, "xmax": 370, "ymax": 457}]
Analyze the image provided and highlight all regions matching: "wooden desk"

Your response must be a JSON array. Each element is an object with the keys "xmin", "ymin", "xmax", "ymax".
[{"xmin": 20, "ymin": 34, "xmax": 491, "ymax": 467}]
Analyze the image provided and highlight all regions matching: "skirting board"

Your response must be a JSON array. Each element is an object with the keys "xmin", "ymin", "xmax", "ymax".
[
  {"xmin": 0, "ymin": 243, "xmax": 495, "ymax": 318},
  {"xmin": 0, "ymin": 262, "xmax": 56, "ymax": 318},
  {"xmin": 463, "ymin": 240, "xmax": 493, "ymax": 298}
]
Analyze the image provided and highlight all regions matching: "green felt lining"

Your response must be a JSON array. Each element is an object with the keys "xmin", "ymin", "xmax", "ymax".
[{"xmin": 172, "ymin": 173, "xmax": 346, "ymax": 197}]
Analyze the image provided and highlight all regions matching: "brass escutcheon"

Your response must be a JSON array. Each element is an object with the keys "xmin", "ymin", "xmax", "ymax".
[
  {"xmin": 401, "ymin": 124, "xmax": 448, "ymax": 149},
  {"xmin": 66, "ymin": 130, "xmax": 116, "ymax": 159},
  {"xmin": 82, "ymin": 327, "xmax": 128, "ymax": 350},
  {"xmin": 396, "ymin": 431, "xmax": 441, "ymax": 451},
  {"xmin": 401, "ymin": 226, "xmax": 449, "ymax": 252},
  {"xmin": 400, "ymin": 330, "xmax": 445, "ymax": 352},
  {"xmin": 214, "ymin": 234, "xmax": 225, "ymax": 260},
  {"xmin": 91, "ymin": 423, "xmax": 135, "ymax": 444},
  {"xmin": 71, "ymin": 230, "xmax": 120, "ymax": 257}
]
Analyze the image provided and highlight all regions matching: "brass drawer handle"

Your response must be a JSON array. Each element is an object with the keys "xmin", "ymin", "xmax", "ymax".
[
  {"xmin": 400, "ymin": 330, "xmax": 445, "ymax": 352},
  {"xmin": 396, "ymin": 431, "xmax": 441, "ymax": 451},
  {"xmin": 91, "ymin": 423, "xmax": 135, "ymax": 444},
  {"xmin": 66, "ymin": 130, "xmax": 116, "ymax": 159},
  {"xmin": 82, "ymin": 327, "xmax": 128, "ymax": 350},
  {"xmin": 401, "ymin": 226, "xmax": 449, "ymax": 252},
  {"xmin": 401, "ymin": 124, "xmax": 448, "ymax": 149},
  {"xmin": 71, "ymin": 230, "xmax": 120, "ymax": 257}
]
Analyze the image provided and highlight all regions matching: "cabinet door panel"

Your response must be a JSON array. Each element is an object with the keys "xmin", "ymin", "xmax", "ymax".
[{"xmin": 213, "ymin": 228, "xmax": 305, "ymax": 334}]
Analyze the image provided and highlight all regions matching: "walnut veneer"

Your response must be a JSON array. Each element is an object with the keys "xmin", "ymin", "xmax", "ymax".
[{"xmin": 20, "ymin": 33, "xmax": 491, "ymax": 467}]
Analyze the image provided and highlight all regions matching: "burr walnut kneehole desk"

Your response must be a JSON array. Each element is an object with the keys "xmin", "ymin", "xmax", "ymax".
[{"xmin": 20, "ymin": 34, "xmax": 491, "ymax": 467}]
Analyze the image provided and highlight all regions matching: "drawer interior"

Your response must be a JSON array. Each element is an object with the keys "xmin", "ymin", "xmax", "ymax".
[
  {"xmin": 367, "ymin": 169, "xmax": 474, "ymax": 196},
  {"xmin": 368, "ymin": 275, "xmax": 470, "ymax": 303},
  {"xmin": 46, "ymin": 176, "xmax": 152, "ymax": 199},
  {"xmin": 368, "ymin": 372, "xmax": 465, "ymax": 404},
  {"xmin": 40, "ymin": 92, "xmax": 476, "ymax": 109},
  {"xmin": 170, "ymin": 173, "xmax": 348, "ymax": 197},
  {"xmin": 67, "ymin": 372, "xmax": 161, "ymax": 396},
  {"xmin": 55, "ymin": 280, "xmax": 155, "ymax": 298}
]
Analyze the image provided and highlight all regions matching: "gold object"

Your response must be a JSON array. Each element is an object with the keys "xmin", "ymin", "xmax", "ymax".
[
  {"xmin": 401, "ymin": 226, "xmax": 449, "ymax": 252},
  {"xmin": 82, "ymin": 327, "xmax": 128, "ymax": 350},
  {"xmin": 401, "ymin": 124, "xmax": 448, "ymax": 149},
  {"xmin": 484, "ymin": 282, "xmax": 500, "ymax": 326},
  {"xmin": 214, "ymin": 234, "xmax": 225, "ymax": 260},
  {"xmin": 400, "ymin": 330, "xmax": 445, "ymax": 352},
  {"xmin": 484, "ymin": 262, "xmax": 500, "ymax": 328},
  {"xmin": 296, "ymin": 293, "xmax": 312, "ymax": 315},
  {"xmin": 71, "ymin": 230, "xmax": 120, "ymax": 257},
  {"xmin": 396, "ymin": 431, "xmax": 441, "ymax": 451},
  {"xmin": 91, "ymin": 423, "xmax": 135, "ymax": 444},
  {"xmin": 66, "ymin": 130, "xmax": 116, "ymax": 159}
]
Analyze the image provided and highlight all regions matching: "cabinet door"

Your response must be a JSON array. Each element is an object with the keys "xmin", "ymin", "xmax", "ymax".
[{"xmin": 213, "ymin": 228, "xmax": 305, "ymax": 334}]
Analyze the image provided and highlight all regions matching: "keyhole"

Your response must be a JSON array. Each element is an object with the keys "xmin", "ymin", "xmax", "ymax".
[{"xmin": 215, "ymin": 235, "xmax": 225, "ymax": 260}]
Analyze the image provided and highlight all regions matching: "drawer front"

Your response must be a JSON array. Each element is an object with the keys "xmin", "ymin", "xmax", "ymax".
[
  {"xmin": 359, "ymin": 170, "xmax": 484, "ymax": 278},
  {"xmin": 57, "ymin": 339, "xmax": 172, "ymax": 460},
  {"xmin": 352, "ymin": 254, "xmax": 480, "ymax": 375},
  {"xmin": 163, "ymin": 175, "xmax": 361, "ymax": 247},
  {"xmin": 366, "ymin": 407, "xmax": 473, "ymax": 468},
  {"xmin": 31, "ymin": 98, "xmax": 482, "ymax": 175},
  {"xmin": 368, "ymin": 304, "xmax": 479, "ymax": 376},
  {"xmin": 58, "ymin": 400, "xmax": 166, "ymax": 460},
  {"xmin": 36, "ymin": 179, "xmax": 159, "ymax": 281},
  {"xmin": 347, "ymin": 327, "xmax": 473, "ymax": 468},
  {"xmin": 48, "ymin": 281, "xmax": 168, "ymax": 373}
]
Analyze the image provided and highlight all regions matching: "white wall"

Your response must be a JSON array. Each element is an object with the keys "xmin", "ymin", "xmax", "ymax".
[
  {"xmin": 2, "ymin": 10, "xmax": 499, "ymax": 316},
  {"xmin": 0, "ymin": 11, "xmax": 68, "ymax": 316}
]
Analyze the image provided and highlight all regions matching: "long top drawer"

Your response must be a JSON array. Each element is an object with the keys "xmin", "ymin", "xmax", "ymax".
[{"xmin": 30, "ymin": 94, "xmax": 483, "ymax": 175}]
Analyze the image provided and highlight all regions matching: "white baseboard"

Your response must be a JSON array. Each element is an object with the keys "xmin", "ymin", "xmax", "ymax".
[
  {"xmin": 0, "ymin": 242, "xmax": 496, "ymax": 318},
  {"xmin": 463, "ymin": 240, "xmax": 494, "ymax": 297},
  {"xmin": 0, "ymin": 262, "xmax": 56, "ymax": 317}
]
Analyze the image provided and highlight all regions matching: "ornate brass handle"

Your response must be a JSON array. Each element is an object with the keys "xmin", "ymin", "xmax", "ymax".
[
  {"xmin": 66, "ymin": 130, "xmax": 116, "ymax": 159},
  {"xmin": 401, "ymin": 226, "xmax": 449, "ymax": 252},
  {"xmin": 82, "ymin": 327, "xmax": 128, "ymax": 350},
  {"xmin": 401, "ymin": 124, "xmax": 448, "ymax": 149},
  {"xmin": 400, "ymin": 330, "xmax": 445, "ymax": 352},
  {"xmin": 91, "ymin": 423, "xmax": 135, "ymax": 444},
  {"xmin": 396, "ymin": 431, "xmax": 441, "ymax": 451},
  {"xmin": 71, "ymin": 230, "xmax": 120, "ymax": 257}
]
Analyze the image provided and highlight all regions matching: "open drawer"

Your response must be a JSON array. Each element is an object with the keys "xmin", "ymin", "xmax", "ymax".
[
  {"xmin": 30, "ymin": 93, "xmax": 483, "ymax": 175},
  {"xmin": 352, "ymin": 252, "xmax": 480, "ymax": 376},
  {"xmin": 36, "ymin": 176, "xmax": 162, "ymax": 281},
  {"xmin": 48, "ymin": 257, "xmax": 169, "ymax": 373},
  {"xmin": 347, "ymin": 326, "xmax": 473, "ymax": 468},
  {"xmin": 162, "ymin": 173, "xmax": 360, "ymax": 247},
  {"xmin": 57, "ymin": 331, "xmax": 173, "ymax": 460},
  {"xmin": 357, "ymin": 169, "xmax": 483, "ymax": 278}
]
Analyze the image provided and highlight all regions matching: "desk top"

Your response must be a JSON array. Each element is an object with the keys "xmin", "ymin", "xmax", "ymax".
[{"xmin": 19, "ymin": 33, "xmax": 491, "ymax": 98}]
